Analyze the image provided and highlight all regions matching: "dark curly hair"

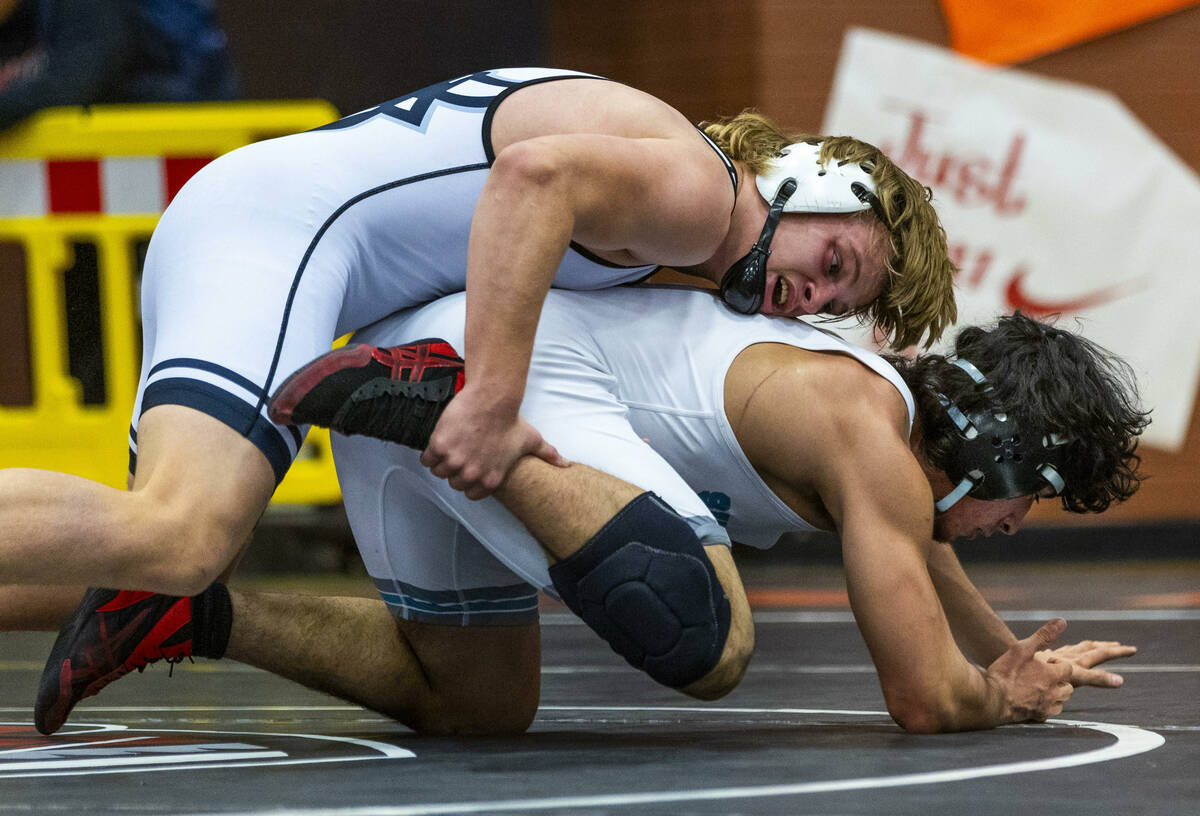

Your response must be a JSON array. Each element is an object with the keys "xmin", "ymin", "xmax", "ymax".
[{"xmin": 885, "ymin": 312, "xmax": 1150, "ymax": 513}]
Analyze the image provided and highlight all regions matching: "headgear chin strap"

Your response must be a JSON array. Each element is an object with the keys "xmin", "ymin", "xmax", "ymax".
[
  {"xmin": 719, "ymin": 179, "xmax": 795, "ymax": 314},
  {"xmin": 933, "ymin": 358, "xmax": 1069, "ymax": 513},
  {"xmin": 719, "ymin": 141, "xmax": 884, "ymax": 315}
]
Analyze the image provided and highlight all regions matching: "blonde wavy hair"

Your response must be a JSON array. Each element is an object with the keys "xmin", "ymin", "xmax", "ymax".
[{"xmin": 702, "ymin": 111, "xmax": 957, "ymax": 349}]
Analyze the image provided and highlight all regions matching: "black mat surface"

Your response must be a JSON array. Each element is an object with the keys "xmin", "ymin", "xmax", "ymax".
[{"xmin": 1, "ymin": 560, "xmax": 1196, "ymax": 815}]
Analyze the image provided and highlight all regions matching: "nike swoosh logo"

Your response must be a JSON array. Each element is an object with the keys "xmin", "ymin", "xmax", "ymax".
[{"xmin": 1005, "ymin": 270, "xmax": 1146, "ymax": 318}]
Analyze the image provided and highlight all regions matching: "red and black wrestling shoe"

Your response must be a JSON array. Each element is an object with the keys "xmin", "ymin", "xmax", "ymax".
[
  {"xmin": 268, "ymin": 339, "xmax": 465, "ymax": 449},
  {"xmin": 35, "ymin": 589, "xmax": 196, "ymax": 735}
]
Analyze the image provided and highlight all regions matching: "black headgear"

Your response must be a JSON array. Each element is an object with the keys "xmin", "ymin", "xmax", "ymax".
[{"xmin": 934, "ymin": 359, "xmax": 1069, "ymax": 512}]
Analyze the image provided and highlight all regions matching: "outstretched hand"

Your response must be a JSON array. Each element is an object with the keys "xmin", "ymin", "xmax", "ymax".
[
  {"xmin": 1037, "ymin": 638, "xmax": 1137, "ymax": 689},
  {"xmin": 421, "ymin": 385, "xmax": 568, "ymax": 500},
  {"xmin": 985, "ymin": 618, "xmax": 1075, "ymax": 723}
]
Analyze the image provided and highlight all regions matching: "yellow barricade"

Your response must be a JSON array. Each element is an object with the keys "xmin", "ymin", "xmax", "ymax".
[{"xmin": 0, "ymin": 101, "xmax": 344, "ymax": 504}]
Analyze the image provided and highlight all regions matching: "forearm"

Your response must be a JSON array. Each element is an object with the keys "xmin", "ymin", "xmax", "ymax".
[
  {"xmin": 462, "ymin": 147, "xmax": 575, "ymax": 405},
  {"xmin": 858, "ymin": 594, "xmax": 1015, "ymax": 733},
  {"xmin": 927, "ymin": 540, "xmax": 1016, "ymax": 666},
  {"xmin": 874, "ymin": 658, "xmax": 1012, "ymax": 735},
  {"xmin": 844, "ymin": 534, "xmax": 1017, "ymax": 733}
]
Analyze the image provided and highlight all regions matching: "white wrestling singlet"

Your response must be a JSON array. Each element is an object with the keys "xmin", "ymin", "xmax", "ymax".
[
  {"xmin": 333, "ymin": 286, "xmax": 914, "ymax": 624},
  {"xmin": 130, "ymin": 68, "xmax": 737, "ymax": 482}
]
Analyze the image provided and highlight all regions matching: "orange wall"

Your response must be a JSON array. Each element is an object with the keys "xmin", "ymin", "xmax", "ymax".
[{"xmin": 548, "ymin": 1, "xmax": 1200, "ymax": 523}]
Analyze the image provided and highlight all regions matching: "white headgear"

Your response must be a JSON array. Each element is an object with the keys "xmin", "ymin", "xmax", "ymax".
[{"xmin": 754, "ymin": 141, "xmax": 880, "ymax": 214}]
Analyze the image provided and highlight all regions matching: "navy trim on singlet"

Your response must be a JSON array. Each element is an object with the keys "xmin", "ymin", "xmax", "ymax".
[
  {"xmin": 567, "ymin": 241, "xmax": 652, "ymax": 269},
  {"xmin": 147, "ymin": 356, "xmax": 262, "ymax": 396},
  {"xmin": 372, "ymin": 576, "xmax": 539, "ymax": 626},
  {"xmin": 130, "ymin": 356, "xmax": 305, "ymax": 480},
  {"xmin": 480, "ymin": 71, "xmax": 662, "ymax": 272},
  {"xmin": 696, "ymin": 127, "xmax": 739, "ymax": 200},
  {"xmin": 481, "ymin": 72, "xmax": 739, "ymax": 269},
  {"xmin": 247, "ymin": 162, "xmax": 491, "ymax": 451},
  {"xmin": 139, "ymin": 377, "xmax": 297, "ymax": 483},
  {"xmin": 479, "ymin": 71, "xmax": 606, "ymax": 163},
  {"xmin": 313, "ymin": 73, "xmax": 525, "ymax": 133}
]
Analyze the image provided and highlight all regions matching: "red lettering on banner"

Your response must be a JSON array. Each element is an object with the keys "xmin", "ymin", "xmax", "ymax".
[
  {"xmin": 882, "ymin": 109, "xmax": 1027, "ymax": 216},
  {"xmin": 950, "ymin": 242, "xmax": 997, "ymax": 292},
  {"xmin": 993, "ymin": 134, "xmax": 1027, "ymax": 216},
  {"xmin": 965, "ymin": 249, "xmax": 994, "ymax": 289}
]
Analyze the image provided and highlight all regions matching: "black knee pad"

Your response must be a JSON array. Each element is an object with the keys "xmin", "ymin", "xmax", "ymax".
[{"xmin": 547, "ymin": 492, "xmax": 731, "ymax": 688}]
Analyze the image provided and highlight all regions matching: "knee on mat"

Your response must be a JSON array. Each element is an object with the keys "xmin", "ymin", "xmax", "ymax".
[
  {"xmin": 405, "ymin": 688, "xmax": 538, "ymax": 737},
  {"xmin": 548, "ymin": 492, "xmax": 734, "ymax": 692},
  {"xmin": 679, "ymin": 624, "xmax": 754, "ymax": 701}
]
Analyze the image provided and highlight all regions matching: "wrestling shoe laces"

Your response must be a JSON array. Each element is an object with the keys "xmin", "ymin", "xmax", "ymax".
[
  {"xmin": 35, "ymin": 589, "xmax": 194, "ymax": 735},
  {"xmin": 268, "ymin": 339, "xmax": 465, "ymax": 449}
]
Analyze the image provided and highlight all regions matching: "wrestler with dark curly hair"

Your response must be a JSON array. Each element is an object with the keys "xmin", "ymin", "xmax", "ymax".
[
  {"xmin": 890, "ymin": 311, "xmax": 1148, "ymax": 519},
  {"xmin": 35, "ymin": 288, "xmax": 1149, "ymax": 737}
]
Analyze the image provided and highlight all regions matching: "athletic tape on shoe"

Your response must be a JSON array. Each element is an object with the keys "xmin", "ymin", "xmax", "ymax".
[{"xmin": 547, "ymin": 492, "xmax": 731, "ymax": 688}]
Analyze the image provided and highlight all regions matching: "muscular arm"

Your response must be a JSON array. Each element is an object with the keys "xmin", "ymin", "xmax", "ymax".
[
  {"xmin": 926, "ymin": 540, "xmax": 1016, "ymax": 666},
  {"xmin": 730, "ymin": 348, "xmax": 1072, "ymax": 732},
  {"xmin": 466, "ymin": 132, "xmax": 727, "ymax": 400},
  {"xmin": 833, "ymin": 449, "xmax": 1018, "ymax": 732},
  {"xmin": 424, "ymin": 105, "xmax": 735, "ymax": 497}
]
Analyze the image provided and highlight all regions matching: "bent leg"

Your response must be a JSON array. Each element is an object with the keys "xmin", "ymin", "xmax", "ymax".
[
  {"xmin": 125, "ymin": 405, "xmax": 275, "ymax": 592},
  {"xmin": 332, "ymin": 302, "xmax": 753, "ymax": 700},
  {"xmin": 492, "ymin": 327, "xmax": 754, "ymax": 697},
  {"xmin": 684, "ymin": 543, "xmax": 753, "ymax": 700},
  {"xmin": 289, "ymin": 458, "xmax": 544, "ymax": 734},
  {"xmin": 496, "ymin": 458, "xmax": 754, "ymax": 699},
  {"xmin": 0, "ymin": 405, "xmax": 274, "ymax": 594},
  {"xmin": 227, "ymin": 590, "xmax": 540, "ymax": 735},
  {"xmin": 334, "ymin": 405, "xmax": 754, "ymax": 700}
]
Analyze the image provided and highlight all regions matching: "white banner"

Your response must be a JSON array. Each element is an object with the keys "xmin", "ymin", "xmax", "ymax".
[{"xmin": 821, "ymin": 28, "xmax": 1200, "ymax": 450}]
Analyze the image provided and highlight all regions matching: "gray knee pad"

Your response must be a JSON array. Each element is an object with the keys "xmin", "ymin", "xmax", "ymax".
[{"xmin": 547, "ymin": 492, "xmax": 731, "ymax": 688}]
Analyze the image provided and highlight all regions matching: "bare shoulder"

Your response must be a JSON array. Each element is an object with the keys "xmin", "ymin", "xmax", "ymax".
[
  {"xmin": 489, "ymin": 78, "xmax": 736, "ymax": 262},
  {"xmin": 491, "ymin": 78, "xmax": 702, "ymax": 147},
  {"xmin": 727, "ymin": 342, "xmax": 909, "ymax": 443},
  {"xmin": 726, "ymin": 342, "xmax": 917, "ymax": 527}
]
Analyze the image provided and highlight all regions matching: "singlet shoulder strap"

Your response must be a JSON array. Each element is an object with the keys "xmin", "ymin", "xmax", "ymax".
[{"xmin": 695, "ymin": 127, "xmax": 739, "ymax": 209}]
